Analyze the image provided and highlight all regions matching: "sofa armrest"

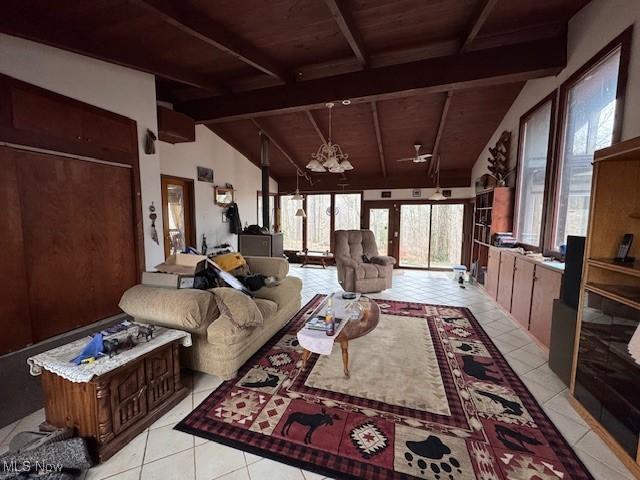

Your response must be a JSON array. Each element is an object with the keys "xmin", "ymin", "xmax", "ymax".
[
  {"xmin": 245, "ymin": 256, "xmax": 289, "ymax": 280},
  {"xmin": 253, "ymin": 276, "xmax": 302, "ymax": 308},
  {"xmin": 118, "ymin": 285, "xmax": 219, "ymax": 333},
  {"xmin": 370, "ymin": 255, "xmax": 396, "ymax": 266}
]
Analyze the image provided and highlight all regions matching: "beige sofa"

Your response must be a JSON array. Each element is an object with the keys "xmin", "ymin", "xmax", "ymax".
[
  {"xmin": 119, "ymin": 256, "xmax": 302, "ymax": 380},
  {"xmin": 334, "ymin": 229, "xmax": 396, "ymax": 293}
]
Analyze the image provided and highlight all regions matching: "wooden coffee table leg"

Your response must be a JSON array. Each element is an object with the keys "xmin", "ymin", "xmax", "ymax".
[
  {"xmin": 301, "ymin": 349, "xmax": 311, "ymax": 367},
  {"xmin": 340, "ymin": 340, "xmax": 350, "ymax": 378}
]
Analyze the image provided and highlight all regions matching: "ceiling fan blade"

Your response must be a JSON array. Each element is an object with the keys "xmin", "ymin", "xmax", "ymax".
[
  {"xmin": 396, "ymin": 157, "xmax": 415, "ymax": 162},
  {"xmin": 417, "ymin": 153, "xmax": 433, "ymax": 160}
]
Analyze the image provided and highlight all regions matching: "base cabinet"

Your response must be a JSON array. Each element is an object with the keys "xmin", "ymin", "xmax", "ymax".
[
  {"xmin": 530, "ymin": 267, "xmax": 563, "ymax": 347},
  {"xmin": 496, "ymin": 253, "xmax": 516, "ymax": 310},
  {"xmin": 485, "ymin": 247, "xmax": 563, "ymax": 348},
  {"xmin": 511, "ymin": 258, "xmax": 535, "ymax": 328}
]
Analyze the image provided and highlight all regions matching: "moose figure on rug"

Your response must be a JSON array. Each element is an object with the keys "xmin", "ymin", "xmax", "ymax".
[{"xmin": 281, "ymin": 408, "xmax": 340, "ymax": 445}]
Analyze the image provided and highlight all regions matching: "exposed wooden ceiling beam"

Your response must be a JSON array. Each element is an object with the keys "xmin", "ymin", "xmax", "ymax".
[
  {"xmin": 460, "ymin": 0, "xmax": 499, "ymax": 53},
  {"xmin": 370, "ymin": 102, "xmax": 387, "ymax": 177},
  {"xmin": 306, "ymin": 110, "xmax": 327, "ymax": 144},
  {"xmin": 0, "ymin": 17, "xmax": 226, "ymax": 93},
  {"xmin": 130, "ymin": 0, "xmax": 291, "ymax": 83},
  {"xmin": 178, "ymin": 36, "xmax": 566, "ymax": 123},
  {"xmin": 277, "ymin": 169, "xmax": 471, "ymax": 192},
  {"xmin": 323, "ymin": 0, "xmax": 369, "ymax": 67},
  {"xmin": 250, "ymin": 119, "xmax": 311, "ymax": 182},
  {"xmin": 431, "ymin": 0, "xmax": 498, "ymax": 173},
  {"xmin": 429, "ymin": 91, "xmax": 453, "ymax": 177}
]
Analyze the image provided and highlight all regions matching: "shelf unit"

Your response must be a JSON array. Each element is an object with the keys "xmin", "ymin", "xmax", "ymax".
[
  {"xmin": 471, "ymin": 186, "xmax": 514, "ymax": 284},
  {"xmin": 570, "ymin": 136, "xmax": 640, "ymax": 479}
]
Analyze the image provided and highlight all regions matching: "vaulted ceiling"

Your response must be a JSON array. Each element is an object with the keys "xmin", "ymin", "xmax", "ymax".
[{"xmin": 0, "ymin": 0, "xmax": 590, "ymax": 191}]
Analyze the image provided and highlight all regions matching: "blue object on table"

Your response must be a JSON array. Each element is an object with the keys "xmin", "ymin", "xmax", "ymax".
[{"xmin": 70, "ymin": 333, "xmax": 104, "ymax": 365}]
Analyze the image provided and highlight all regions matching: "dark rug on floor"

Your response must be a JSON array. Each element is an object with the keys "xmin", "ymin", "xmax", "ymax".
[{"xmin": 176, "ymin": 295, "xmax": 593, "ymax": 480}]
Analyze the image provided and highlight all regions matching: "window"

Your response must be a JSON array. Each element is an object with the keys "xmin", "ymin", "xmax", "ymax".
[
  {"xmin": 552, "ymin": 47, "xmax": 623, "ymax": 250},
  {"xmin": 334, "ymin": 193, "xmax": 361, "ymax": 230},
  {"xmin": 306, "ymin": 194, "xmax": 331, "ymax": 252},
  {"xmin": 280, "ymin": 195, "xmax": 302, "ymax": 251},
  {"xmin": 256, "ymin": 192, "xmax": 276, "ymax": 230},
  {"xmin": 515, "ymin": 98, "xmax": 554, "ymax": 248}
]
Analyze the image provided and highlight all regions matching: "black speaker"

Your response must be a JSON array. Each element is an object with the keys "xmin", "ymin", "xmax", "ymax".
[{"xmin": 562, "ymin": 235, "xmax": 586, "ymax": 309}]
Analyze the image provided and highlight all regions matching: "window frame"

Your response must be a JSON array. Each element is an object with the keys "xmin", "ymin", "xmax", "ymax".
[
  {"xmin": 544, "ymin": 27, "xmax": 631, "ymax": 255},
  {"xmin": 277, "ymin": 190, "xmax": 363, "ymax": 253},
  {"xmin": 513, "ymin": 92, "xmax": 557, "ymax": 252},
  {"xmin": 256, "ymin": 190, "xmax": 277, "ymax": 230}
]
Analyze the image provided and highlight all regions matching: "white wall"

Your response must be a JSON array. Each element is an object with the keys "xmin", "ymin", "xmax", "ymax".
[
  {"xmin": 363, "ymin": 187, "xmax": 475, "ymax": 201},
  {"xmin": 471, "ymin": 0, "xmax": 640, "ymax": 182},
  {"xmin": 0, "ymin": 33, "xmax": 165, "ymax": 268},
  {"xmin": 0, "ymin": 35, "xmax": 277, "ymax": 266},
  {"xmin": 159, "ymin": 125, "xmax": 278, "ymax": 250}
]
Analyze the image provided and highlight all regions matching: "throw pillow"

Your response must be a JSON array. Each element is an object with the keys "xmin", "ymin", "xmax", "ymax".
[
  {"xmin": 213, "ymin": 252, "xmax": 247, "ymax": 272},
  {"xmin": 212, "ymin": 287, "xmax": 263, "ymax": 328}
]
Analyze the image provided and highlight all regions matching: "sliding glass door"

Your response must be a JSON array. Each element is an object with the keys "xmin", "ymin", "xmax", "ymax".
[
  {"xmin": 429, "ymin": 204, "xmax": 464, "ymax": 268},
  {"xmin": 398, "ymin": 203, "xmax": 464, "ymax": 269}
]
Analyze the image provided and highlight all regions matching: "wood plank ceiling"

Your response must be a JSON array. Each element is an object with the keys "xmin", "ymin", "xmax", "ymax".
[{"xmin": 0, "ymin": 0, "xmax": 589, "ymax": 191}]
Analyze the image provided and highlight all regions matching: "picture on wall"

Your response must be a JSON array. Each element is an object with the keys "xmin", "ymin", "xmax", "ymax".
[{"xmin": 197, "ymin": 166, "xmax": 214, "ymax": 183}]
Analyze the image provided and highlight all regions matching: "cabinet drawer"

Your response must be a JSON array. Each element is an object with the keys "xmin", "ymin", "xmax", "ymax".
[
  {"xmin": 109, "ymin": 363, "xmax": 147, "ymax": 435},
  {"xmin": 145, "ymin": 346, "xmax": 176, "ymax": 411}
]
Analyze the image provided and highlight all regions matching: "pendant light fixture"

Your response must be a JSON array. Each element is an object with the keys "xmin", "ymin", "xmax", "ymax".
[
  {"xmin": 292, "ymin": 170, "xmax": 303, "ymax": 201},
  {"xmin": 429, "ymin": 155, "xmax": 446, "ymax": 201},
  {"xmin": 306, "ymin": 103, "xmax": 353, "ymax": 173}
]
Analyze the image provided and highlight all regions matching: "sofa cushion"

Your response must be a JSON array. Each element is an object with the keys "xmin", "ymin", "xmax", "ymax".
[
  {"xmin": 206, "ymin": 315, "xmax": 255, "ymax": 346},
  {"xmin": 253, "ymin": 276, "xmax": 302, "ymax": 308},
  {"xmin": 245, "ymin": 256, "xmax": 289, "ymax": 280},
  {"xmin": 212, "ymin": 287, "xmax": 263, "ymax": 328},
  {"xmin": 118, "ymin": 285, "xmax": 218, "ymax": 332},
  {"xmin": 254, "ymin": 298, "xmax": 278, "ymax": 319}
]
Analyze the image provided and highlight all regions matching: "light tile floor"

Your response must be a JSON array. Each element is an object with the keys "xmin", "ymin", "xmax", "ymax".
[{"xmin": 0, "ymin": 265, "xmax": 635, "ymax": 480}]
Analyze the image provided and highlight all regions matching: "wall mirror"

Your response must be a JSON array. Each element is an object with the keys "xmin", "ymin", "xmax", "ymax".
[{"xmin": 215, "ymin": 186, "xmax": 234, "ymax": 206}]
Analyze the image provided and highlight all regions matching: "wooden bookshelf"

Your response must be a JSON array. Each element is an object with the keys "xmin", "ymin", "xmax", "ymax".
[
  {"xmin": 471, "ymin": 186, "xmax": 514, "ymax": 284},
  {"xmin": 570, "ymin": 136, "xmax": 640, "ymax": 479}
]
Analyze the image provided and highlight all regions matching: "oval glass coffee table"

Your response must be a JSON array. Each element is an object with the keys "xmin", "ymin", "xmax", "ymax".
[{"xmin": 299, "ymin": 295, "xmax": 380, "ymax": 378}]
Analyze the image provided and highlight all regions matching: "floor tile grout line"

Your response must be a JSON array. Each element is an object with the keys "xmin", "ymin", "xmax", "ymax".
[{"xmin": 574, "ymin": 444, "xmax": 636, "ymax": 479}]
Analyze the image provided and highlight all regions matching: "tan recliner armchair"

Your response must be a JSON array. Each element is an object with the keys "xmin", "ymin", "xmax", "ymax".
[{"xmin": 334, "ymin": 229, "xmax": 396, "ymax": 293}]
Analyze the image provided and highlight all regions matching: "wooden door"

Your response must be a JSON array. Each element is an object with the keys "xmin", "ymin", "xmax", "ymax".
[
  {"xmin": 511, "ymin": 258, "xmax": 535, "ymax": 328},
  {"xmin": 17, "ymin": 148, "xmax": 137, "ymax": 342},
  {"xmin": 530, "ymin": 266, "xmax": 563, "ymax": 347},
  {"xmin": 496, "ymin": 252, "xmax": 516, "ymax": 311},
  {"xmin": 161, "ymin": 175, "xmax": 196, "ymax": 258},
  {"xmin": 485, "ymin": 248, "xmax": 500, "ymax": 299},
  {"xmin": 109, "ymin": 363, "xmax": 148, "ymax": 435},
  {"xmin": 0, "ymin": 150, "xmax": 32, "ymax": 354},
  {"xmin": 145, "ymin": 346, "xmax": 175, "ymax": 411}
]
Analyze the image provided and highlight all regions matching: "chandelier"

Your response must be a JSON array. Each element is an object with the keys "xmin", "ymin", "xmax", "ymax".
[{"xmin": 306, "ymin": 103, "xmax": 353, "ymax": 173}]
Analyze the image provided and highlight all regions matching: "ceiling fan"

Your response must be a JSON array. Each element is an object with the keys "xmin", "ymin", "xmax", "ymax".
[{"xmin": 395, "ymin": 143, "xmax": 433, "ymax": 163}]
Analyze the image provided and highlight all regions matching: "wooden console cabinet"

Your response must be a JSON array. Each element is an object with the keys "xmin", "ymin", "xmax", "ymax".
[
  {"xmin": 40, "ymin": 341, "xmax": 188, "ymax": 462},
  {"xmin": 486, "ymin": 247, "xmax": 564, "ymax": 348}
]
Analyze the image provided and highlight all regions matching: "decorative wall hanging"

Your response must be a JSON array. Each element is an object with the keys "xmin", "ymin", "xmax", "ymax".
[
  {"xmin": 144, "ymin": 129, "xmax": 157, "ymax": 155},
  {"xmin": 148, "ymin": 202, "xmax": 159, "ymax": 245},
  {"xmin": 215, "ymin": 186, "xmax": 234, "ymax": 206},
  {"xmin": 197, "ymin": 166, "xmax": 214, "ymax": 183},
  {"xmin": 487, "ymin": 131, "xmax": 513, "ymax": 186}
]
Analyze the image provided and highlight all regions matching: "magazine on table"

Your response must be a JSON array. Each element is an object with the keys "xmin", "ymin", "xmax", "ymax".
[{"xmin": 306, "ymin": 316, "xmax": 343, "ymax": 332}]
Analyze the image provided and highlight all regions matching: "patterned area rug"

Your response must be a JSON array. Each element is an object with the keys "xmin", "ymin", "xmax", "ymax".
[{"xmin": 176, "ymin": 296, "xmax": 593, "ymax": 480}]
